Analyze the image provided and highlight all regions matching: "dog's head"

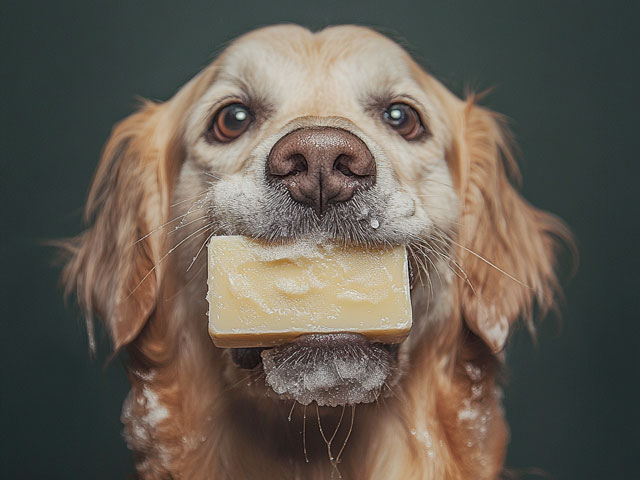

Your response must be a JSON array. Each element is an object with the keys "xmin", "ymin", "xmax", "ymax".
[{"xmin": 63, "ymin": 25, "xmax": 566, "ymax": 409}]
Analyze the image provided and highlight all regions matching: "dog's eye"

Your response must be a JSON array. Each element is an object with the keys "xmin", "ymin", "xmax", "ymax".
[
  {"xmin": 383, "ymin": 103, "xmax": 425, "ymax": 140},
  {"xmin": 210, "ymin": 103, "xmax": 252, "ymax": 142}
]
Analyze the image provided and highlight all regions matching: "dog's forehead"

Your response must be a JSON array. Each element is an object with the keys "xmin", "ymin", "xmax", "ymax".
[{"xmin": 214, "ymin": 25, "xmax": 420, "ymax": 105}]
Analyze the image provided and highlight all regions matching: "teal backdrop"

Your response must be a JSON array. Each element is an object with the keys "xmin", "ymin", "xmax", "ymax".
[{"xmin": 1, "ymin": 1, "xmax": 638, "ymax": 478}]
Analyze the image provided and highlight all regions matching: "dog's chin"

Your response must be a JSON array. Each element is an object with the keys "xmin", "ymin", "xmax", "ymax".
[{"xmin": 227, "ymin": 333, "xmax": 399, "ymax": 407}]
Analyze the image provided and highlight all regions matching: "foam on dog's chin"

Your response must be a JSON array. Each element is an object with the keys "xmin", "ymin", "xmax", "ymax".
[{"xmin": 261, "ymin": 342, "xmax": 391, "ymax": 407}]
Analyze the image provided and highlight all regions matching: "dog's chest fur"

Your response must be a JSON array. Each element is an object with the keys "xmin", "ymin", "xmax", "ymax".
[{"xmin": 120, "ymin": 261, "xmax": 507, "ymax": 480}]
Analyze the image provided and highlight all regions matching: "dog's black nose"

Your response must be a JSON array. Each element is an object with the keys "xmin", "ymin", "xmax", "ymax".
[{"xmin": 266, "ymin": 127, "xmax": 376, "ymax": 216}]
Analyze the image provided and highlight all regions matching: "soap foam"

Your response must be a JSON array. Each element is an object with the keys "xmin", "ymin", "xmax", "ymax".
[{"xmin": 261, "ymin": 341, "xmax": 393, "ymax": 407}]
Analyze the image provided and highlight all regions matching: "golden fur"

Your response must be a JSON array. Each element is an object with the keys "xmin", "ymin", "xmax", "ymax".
[{"xmin": 61, "ymin": 25, "xmax": 570, "ymax": 479}]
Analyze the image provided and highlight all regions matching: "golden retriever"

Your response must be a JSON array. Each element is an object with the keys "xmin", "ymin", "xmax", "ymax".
[{"xmin": 61, "ymin": 24, "xmax": 569, "ymax": 479}]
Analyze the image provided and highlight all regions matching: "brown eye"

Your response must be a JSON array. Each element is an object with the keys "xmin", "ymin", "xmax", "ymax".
[
  {"xmin": 210, "ymin": 103, "xmax": 252, "ymax": 142},
  {"xmin": 383, "ymin": 103, "xmax": 425, "ymax": 140}
]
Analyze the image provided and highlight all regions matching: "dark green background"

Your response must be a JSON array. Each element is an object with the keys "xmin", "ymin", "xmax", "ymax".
[{"xmin": 2, "ymin": 1, "xmax": 638, "ymax": 478}]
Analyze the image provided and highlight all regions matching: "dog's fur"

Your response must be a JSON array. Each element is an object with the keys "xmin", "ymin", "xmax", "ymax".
[{"xmin": 61, "ymin": 25, "xmax": 570, "ymax": 479}]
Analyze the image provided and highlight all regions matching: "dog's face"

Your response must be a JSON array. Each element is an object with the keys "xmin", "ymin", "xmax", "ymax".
[
  {"xmin": 64, "ymin": 24, "xmax": 564, "ymax": 417},
  {"xmin": 173, "ymin": 25, "xmax": 460, "ymax": 405},
  {"xmin": 182, "ymin": 25, "xmax": 457, "ymax": 246}
]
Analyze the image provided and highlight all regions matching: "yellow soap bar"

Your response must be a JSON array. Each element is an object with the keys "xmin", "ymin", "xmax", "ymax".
[{"xmin": 207, "ymin": 236, "xmax": 412, "ymax": 348}]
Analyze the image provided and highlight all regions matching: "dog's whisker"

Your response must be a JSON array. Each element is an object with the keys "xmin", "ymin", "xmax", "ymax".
[
  {"xmin": 427, "ymin": 229, "xmax": 480, "ymax": 295},
  {"xmin": 169, "ymin": 215, "xmax": 211, "ymax": 235},
  {"xmin": 127, "ymin": 224, "xmax": 211, "ymax": 298},
  {"xmin": 288, "ymin": 401, "xmax": 297, "ymax": 422},
  {"xmin": 225, "ymin": 373, "xmax": 264, "ymax": 394},
  {"xmin": 454, "ymin": 240, "xmax": 532, "ymax": 289},
  {"xmin": 331, "ymin": 405, "xmax": 346, "ymax": 445},
  {"xmin": 164, "ymin": 258, "xmax": 207, "ymax": 301},
  {"xmin": 186, "ymin": 227, "xmax": 221, "ymax": 273},
  {"xmin": 334, "ymin": 405, "xmax": 356, "ymax": 467},
  {"xmin": 421, "ymin": 245, "xmax": 443, "ymax": 289},
  {"xmin": 407, "ymin": 244, "xmax": 426, "ymax": 290},
  {"xmin": 433, "ymin": 228, "xmax": 533, "ymax": 290},
  {"xmin": 224, "ymin": 368, "xmax": 265, "ymax": 393},
  {"xmin": 418, "ymin": 247, "xmax": 434, "ymax": 295},
  {"xmin": 316, "ymin": 404, "xmax": 345, "ymax": 478},
  {"xmin": 131, "ymin": 185, "xmax": 217, "ymax": 247},
  {"xmin": 303, "ymin": 404, "xmax": 309, "ymax": 463},
  {"xmin": 201, "ymin": 171, "xmax": 227, "ymax": 181},
  {"xmin": 429, "ymin": 244, "xmax": 464, "ymax": 279},
  {"xmin": 132, "ymin": 207, "xmax": 204, "ymax": 246},
  {"xmin": 169, "ymin": 190, "xmax": 207, "ymax": 208},
  {"xmin": 431, "ymin": 249, "xmax": 471, "ymax": 286},
  {"xmin": 407, "ymin": 242, "xmax": 433, "ymax": 292},
  {"xmin": 383, "ymin": 381, "xmax": 401, "ymax": 402},
  {"xmin": 316, "ymin": 403, "xmax": 332, "ymax": 459}
]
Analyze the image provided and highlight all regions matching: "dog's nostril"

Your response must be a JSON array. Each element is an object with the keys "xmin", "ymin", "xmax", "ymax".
[
  {"xmin": 273, "ymin": 153, "xmax": 307, "ymax": 177},
  {"xmin": 267, "ymin": 152, "xmax": 308, "ymax": 178},
  {"xmin": 290, "ymin": 154, "xmax": 308, "ymax": 175},
  {"xmin": 334, "ymin": 155, "xmax": 355, "ymax": 177}
]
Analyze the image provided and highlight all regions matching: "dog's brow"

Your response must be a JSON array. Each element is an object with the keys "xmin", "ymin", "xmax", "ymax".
[
  {"xmin": 213, "ymin": 71, "xmax": 252, "ymax": 95},
  {"xmin": 363, "ymin": 87, "xmax": 428, "ymax": 115},
  {"xmin": 211, "ymin": 69, "xmax": 275, "ymax": 109}
]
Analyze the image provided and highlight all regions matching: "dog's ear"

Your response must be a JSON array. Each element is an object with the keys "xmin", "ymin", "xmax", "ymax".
[
  {"xmin": 61, "ymin": 101, "xmax": 177, "ymax": 353},
  {"xmin": 452, "ymin": 98, "xmax": 570, "ymax": 353},
  {"xmin": 60, "ymin": 67, "xmax": 216, "ymax": 354}
]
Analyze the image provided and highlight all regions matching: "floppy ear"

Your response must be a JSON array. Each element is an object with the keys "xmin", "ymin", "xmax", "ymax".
[
  {"xmin": 60, "ymin": 66, "xmax": 217, "ymax": 354},
  {"xmin": 453, "ymin": 97, "xmax": 570, "ymax": 353},
  {"xmin": 61, "ymin": 101, "xmax": 172, "ymax": 353}
]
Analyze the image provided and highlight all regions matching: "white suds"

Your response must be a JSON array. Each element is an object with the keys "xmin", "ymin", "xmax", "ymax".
[
  {"xmin": 457, "ymin": 400, "xmax": 479, "ymax": 422},
  {"xmin": 122, "ymin": 390, "xmax": 150, "ymax": 445},
  {"xmin": 410, "ymin": 428, "xmax": 435, "ymax": 458},
  {"xmin": 457, "ymin": 362, "xmax": 492, "ymax": 459},
  {"xmin": 457, "ymin": 371, "xmax": 483, "ymax": 423},
  {"xmin": 464, "ymin": 363, "xmax": 483, "ymax": 382},
  {"xmin": 121, "ymin": 386, "xmax": 169, "ymax": 444},
  {"xmin": 141, "ymin": 385, "xmax": 169, "ymax": 427},
  {"xmin": 121, "ymin": 386, "xmax": 173, "ymax": 471},
  {"xmin": 133, "ymin": 369, "xmax": 156, "ymax": 382}
]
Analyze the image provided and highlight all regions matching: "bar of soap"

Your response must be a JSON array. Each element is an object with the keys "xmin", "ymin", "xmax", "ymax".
[{"xmin": 207, "ymin": 236, "xmax": 412, "ymax": 348}]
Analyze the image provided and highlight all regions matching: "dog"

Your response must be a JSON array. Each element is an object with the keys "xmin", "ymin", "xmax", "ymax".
[{"xmin": 61, "ymin": 24, "xmax": 570, "ymax": 479}]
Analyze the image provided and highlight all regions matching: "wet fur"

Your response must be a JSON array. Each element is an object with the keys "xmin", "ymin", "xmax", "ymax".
[{"xmin": 60, "ymin": 25, "xmax": 570, "ymax": 479}]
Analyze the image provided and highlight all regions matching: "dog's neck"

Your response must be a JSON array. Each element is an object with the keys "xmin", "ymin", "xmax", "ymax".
[{"xmin": 120, "ymin": 264, "xmax": 507, "ymax": 479}]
